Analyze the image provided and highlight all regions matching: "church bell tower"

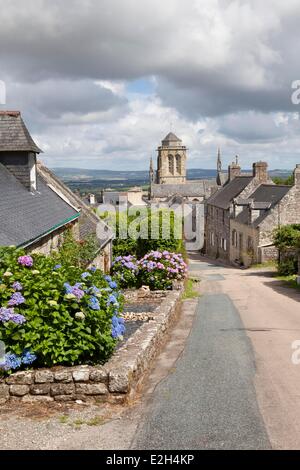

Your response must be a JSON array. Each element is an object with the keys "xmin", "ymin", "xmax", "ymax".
[{"xmin": 156, "ymin": 132, "xmax": 187, "ymax": 184}]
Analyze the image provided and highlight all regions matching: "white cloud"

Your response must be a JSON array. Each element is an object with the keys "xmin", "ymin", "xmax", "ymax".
[{"xmin": 1, "ymin": 0, "xmax": 300, "ymax": 169}]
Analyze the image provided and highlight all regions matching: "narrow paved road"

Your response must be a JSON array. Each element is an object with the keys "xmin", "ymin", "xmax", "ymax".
[{"xmin": 134, "ymin": 254, "xmax": 300, "ymax": 450}]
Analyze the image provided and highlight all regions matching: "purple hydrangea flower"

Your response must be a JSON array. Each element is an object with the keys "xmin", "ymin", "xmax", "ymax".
[
  {"xmin": 18, "ymin": 255, "xmax": 33, "ymax": 267},
  {"xmin": 0, "ymin": 307, "xmax": 14, "ymax": 323},
  {"xmin": 12, "ymin": 281, "xmax": 23, "ymax": 291},
  {"xmin": 53, "ymin": 264, "xmax": 62, "ymax": 270},
  {"xmin": 8, "ymin": 292, "xmax": 25, "ymax": 307},
  {"xmin": 10, "ymin": 313, "xmax": 26, "ymax": 325}
]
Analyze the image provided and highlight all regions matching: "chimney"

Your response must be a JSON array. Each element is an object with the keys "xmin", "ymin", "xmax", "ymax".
[
  {"xmin": 0, "ymin": 111, "xmax": 41, "ymax": 191},
  {"xmin": 228, "ymin": 162, "xmax": 241, "ymax": 181},
  {"xmin": 293, "ymin": 164, "xmax": 300, "ymax": 187},
  {"xmin": 253, "ymin": 161, "xmax": 268, "ymax": 182},
  {"xmin": 89, "ymin": 194, "xmax": 96, "ymax": 205}
]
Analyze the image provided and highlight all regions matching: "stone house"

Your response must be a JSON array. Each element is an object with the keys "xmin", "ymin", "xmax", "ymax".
[
  {"xmin": 0, "ymin": 111, "xmax": 113, "ymax": 271},
  {"xmin": 230, "ymin": 165, "xmax": 300, "ymax": 266},
  {"xmin": 205, "ymin": 161, "xmax": 272, "ymax": 261}
]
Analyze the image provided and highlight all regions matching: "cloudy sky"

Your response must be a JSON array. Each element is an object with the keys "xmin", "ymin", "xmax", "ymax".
[{"xmin": 1, "ymin": 0, "xmax": 300, "ymax": 170}]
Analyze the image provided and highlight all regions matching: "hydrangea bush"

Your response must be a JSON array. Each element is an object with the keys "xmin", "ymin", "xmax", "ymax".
[
  {"xmin": 111, "ymin": 255, "xmax": 138, "ymax": 288},
  {"xmin": 111, "ymin": 251, "xmax": 187, "ymax": 291},
  {"xmin": 0, "ymin": 247, "xmax": 124, "ymax": 373},
  {"xmin": 138, "ymin": 251, "xmax": 187, "ymax": 290}
]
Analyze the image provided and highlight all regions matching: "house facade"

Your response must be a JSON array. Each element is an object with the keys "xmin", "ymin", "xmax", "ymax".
[
  {"xmin": 230, "ymin": 165, "xmax": 300, "ymax": 266},
  {"xmin": 0, "ymin": 111, "xmax": 113, "ymax": 271},
  {"xmin": 205, "ymin": 161, "xmax": 272, "ymax": 261}
]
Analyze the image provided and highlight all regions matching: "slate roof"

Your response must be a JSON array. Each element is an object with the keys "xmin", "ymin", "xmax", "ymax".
[
  {"xmin": 207, "ymin": 176, "xmax": 253, "ymax": 209},
  {"xmin": 0, "ymin": 111, "xmax": 42, "ymax": 153},
  {"xmin": 235, "ymin": 184, "xmax": 291, "ymax": 227},
  {"xmin": 162, "ymin": 132, "xmax": 182, "ymax": 145},
  {"xmin": 37, "ymin": 162, "xmax": 113, "ymax": 249},
  {"xmin": 151, "ymin": 180, "xmax": 217, "ymax": 199},
  {"xmin": 0, "ymin": 163, "xmax": 79, "ymax": 247},
  {"xmin": 217, "ymin": 172, "xmax": 228, "ymax": 186}
]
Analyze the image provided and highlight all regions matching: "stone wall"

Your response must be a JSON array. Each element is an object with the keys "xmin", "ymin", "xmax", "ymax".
[
  {"xmin": 229, "ymin": 219, "xmax": 259, "ymax": 266},
  {"xmin": 205, "ymin": 205, "xmax": 230, "ymax": 260},
  {"xmin": 0, "ymin": 288, "xmax": 183, "ymax": 405},
  {"xmin": 27, "ymin": 221, "xmax": 79, "ymax": 256}
]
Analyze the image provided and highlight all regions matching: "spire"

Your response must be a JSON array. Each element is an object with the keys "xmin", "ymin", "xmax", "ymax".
[
  {"xmin": 149, "ymin": 156, "xmax": 154, "ymax": 183},
  {"xmin": 235, "ymin": 154, "xmax": 239, "ymax": 165},
  {"xmin": 217, "ymin": 147, "xmax": 222, "ymax": 173}
]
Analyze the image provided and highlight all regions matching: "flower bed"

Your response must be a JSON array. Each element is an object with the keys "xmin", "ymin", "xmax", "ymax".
[
  {"xmin": 0, "ymin": 285, "xmax": 183, "ymax": 405},
  {"xmin": 0, "ymin": 247, "xmax": 125, "ymax": 374}
]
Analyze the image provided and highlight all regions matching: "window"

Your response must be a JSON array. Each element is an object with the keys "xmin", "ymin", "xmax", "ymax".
[
  {"xmin": 247, "ymin": 236, "xmax": 253, "ymax": 251},
  {"xmin": 168, "ymin": 155, "xmax": 174, "ymax": 175},
  {"xmin": 176, "ymin": 154, "xmax": 181, "ymax": 174},
  {"xmin": 220, "ymin": 237, "xmax": 227, "ymax": 251},
  {"xmin": 232, "ymin": 229, "xmax": 237, "ymax": 247}
]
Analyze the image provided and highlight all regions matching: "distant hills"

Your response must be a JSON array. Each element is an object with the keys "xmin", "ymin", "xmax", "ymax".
[{"xmin": 52, "ymin": 167, "xmax": 292, "ymax": 183}]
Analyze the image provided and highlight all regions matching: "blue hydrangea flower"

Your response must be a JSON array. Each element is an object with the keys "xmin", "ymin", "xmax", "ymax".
[
  {"xmin": 0, "ymin": 353, "xmax": 22, "ymax": 371},
  {"xmin": 108, "ymin": 294, "xmax": 118, "ymax": 305},
  {"xmin": 21, "ymin": 350, "xmax": 37, "ymax": 365},
  {"xmin": 81, "ymin": 272, "xmax": 91, "ymax": 280},
  {"xmin": 104, "ymin": 275, "xmax": 112, "ymax": 283},
  {"xmin": 53, "ymin": 264, "xmax": 62, "ymax": 270},
  {"xmin": 89, "ymin": 267, "xmax": 97, "ymax": 272},
  {"xmin": 111, "ymin": 315, "xmax": 126, "ymax": 339},
  {"xmin": 89, "ymin": 285, "xmax": 100, "ymax": 295},
  {"xmin": 64, "ymin": 282, "xmax": 73, "ymax": 294},
  {"xmin": 88, "ymin": 296, "xmax": 100, "ymax": 311},
  {"xmin": 109, "ymin": 281, "xmax": 118, "ymax": 290}
]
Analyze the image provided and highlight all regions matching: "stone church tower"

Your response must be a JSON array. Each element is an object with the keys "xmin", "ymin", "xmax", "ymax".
[{"xmin": 156, "ymin": 132, "xmax": 187, "ymax": 184}]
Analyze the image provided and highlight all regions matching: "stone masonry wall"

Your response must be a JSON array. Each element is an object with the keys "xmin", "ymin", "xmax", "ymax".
[{"xmin": 0, "ymin": 287, "xmax": 183, "ymax": 405}]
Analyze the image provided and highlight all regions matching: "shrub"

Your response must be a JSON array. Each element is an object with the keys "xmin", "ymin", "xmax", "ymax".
[
  {"xmin": 102, "ymin": 209, "xmax": 183, "ymax": 258},
  {"xmin": 277, "ymin": 258, "xmax": 298, "ymax": 276},
  {"xmin": 111, "ymin": 255, "xmax": 139, "ymax": 288},
  {"xmin": 0, "ymin": 247, "xmax": 124, "ymax": 373},
  {"xmin": 52, "ymin": 229, "xmax": 99, "ymax": 268},
  {"xmin": 138, "ymin": 251, "xmax": 187, "ymax": 290}
]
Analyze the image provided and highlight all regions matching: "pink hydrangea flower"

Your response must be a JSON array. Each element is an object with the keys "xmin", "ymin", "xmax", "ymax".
[{"xmin": 18, "ymin": 256, "xmax": 33, "ymax": 267}]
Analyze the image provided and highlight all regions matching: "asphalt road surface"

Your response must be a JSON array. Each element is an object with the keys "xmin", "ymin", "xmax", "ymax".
[{"xmin": 134, "ymin": 289, "xmax": 270, "ymax": 449}]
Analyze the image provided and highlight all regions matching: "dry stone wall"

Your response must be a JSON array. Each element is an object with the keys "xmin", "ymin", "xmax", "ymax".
[{"xmin": 0, "ymin": 287, "xmax": 183, "ymax": 405}]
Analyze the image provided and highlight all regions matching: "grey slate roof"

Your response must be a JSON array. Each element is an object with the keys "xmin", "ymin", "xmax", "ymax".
[
  {"xmin": 0, "ymin": 111, "xmax": 42, "ymax": 153},
  {"xmin": 37, "ymin": 162, "xmax": 113, "ymax": 249},
  {"xmin": 162, "ymin": 132, "xmax": 182, "ymax": 145},
  {"xmin": 151, "ymin": 180, "xmax": 217, "ymax": 199},
  {"xmin": 207, "ymin": 176, "xmax": 253, "ymax": 209},
  {"xmin": 0, "ymin": 163, "xmax": 79, "ymax": 247},
  {"xmin": 235, "ymin": 184, "xmax": 291, "ymax": 227}
]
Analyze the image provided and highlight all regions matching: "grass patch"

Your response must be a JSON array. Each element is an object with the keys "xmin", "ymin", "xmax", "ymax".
[
  {"xmin": 276, "ymin": 274, "xmax": 300, "ymax": 289},
  {"xmin": 86, "ymin": 416, "xmax": 105, "ymax": 426},
  {"xmin": 182, "ymin": 278, "xmax": 200, "ymax": 300},
  {"xmin": 251, "ymin": 260, "xmax": 277, "ymax": 269},
  {"xmin": 58, "ymin": 415, "xmax": 69, "ymax": 424}
]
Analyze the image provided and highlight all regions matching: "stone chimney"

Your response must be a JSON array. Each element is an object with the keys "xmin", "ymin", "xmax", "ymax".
[
  {"xmin": 253, "ymin": 161, "xmax": 268, "ymax": 183},
  {"xmin": 293, "ymin": 164, "xmax": 300, "ymax": 187},
  {"xmin": 228, "ymin": 162, "xmax": 241, "ymax": 181}
]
